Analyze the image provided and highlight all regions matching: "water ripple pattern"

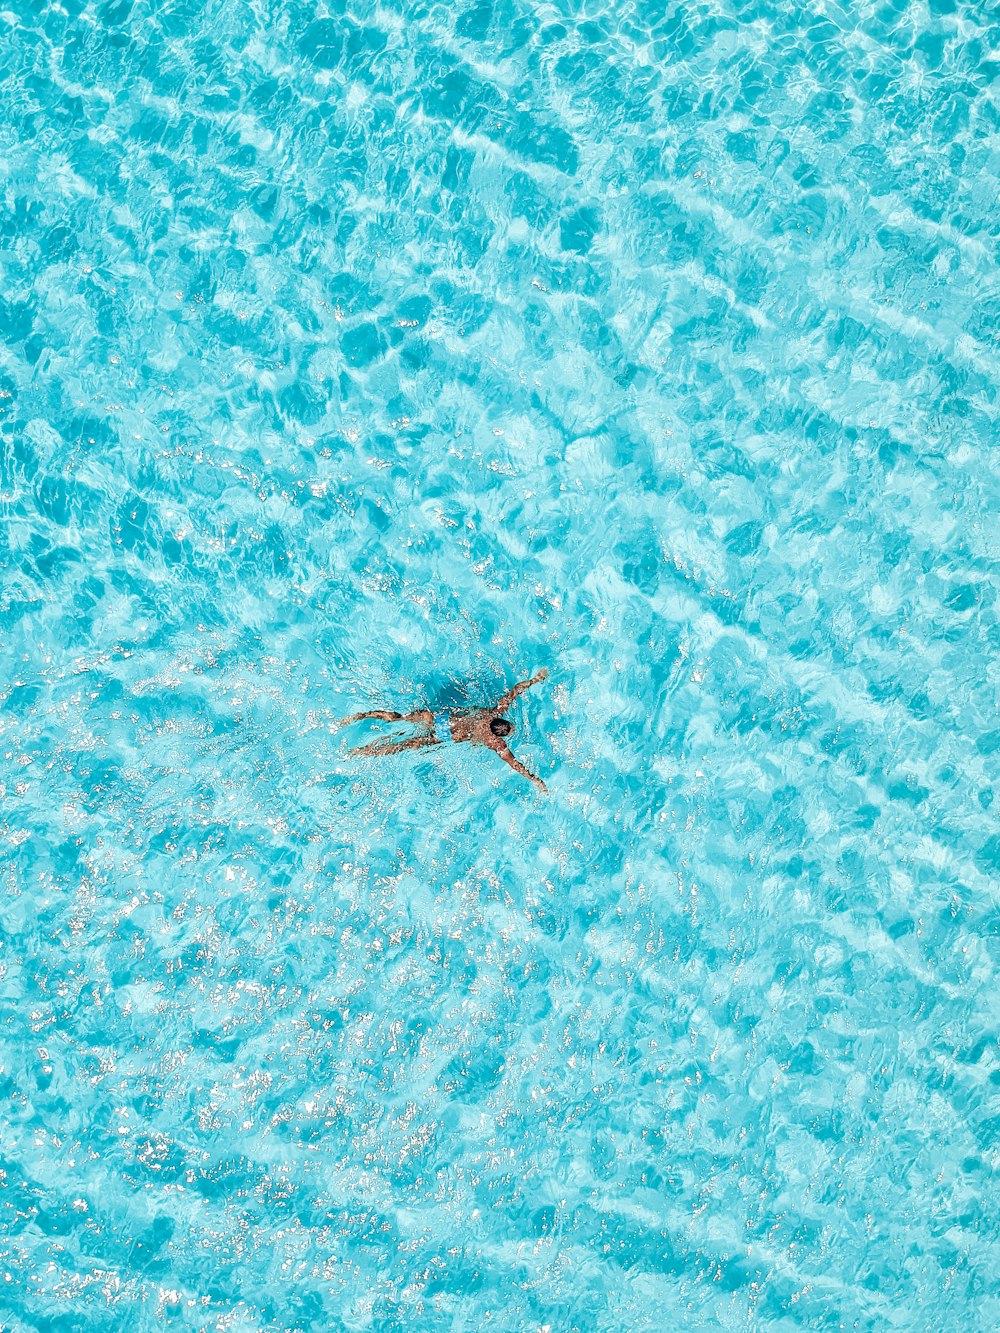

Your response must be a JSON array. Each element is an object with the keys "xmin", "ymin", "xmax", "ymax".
[{"xmin": 1, "ymin": 0, "xmax": 998, "ymax": 1329}]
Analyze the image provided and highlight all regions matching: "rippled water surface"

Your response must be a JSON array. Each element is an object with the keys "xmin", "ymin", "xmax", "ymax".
[{"xmin": 2, "ymin": 0, "xmax": 999, "ymax": 1329}]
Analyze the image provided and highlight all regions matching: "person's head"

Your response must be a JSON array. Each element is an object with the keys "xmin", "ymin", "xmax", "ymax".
[{"xmin": 489, "ymin": 716, "xmax": 514, "ymax": 738}]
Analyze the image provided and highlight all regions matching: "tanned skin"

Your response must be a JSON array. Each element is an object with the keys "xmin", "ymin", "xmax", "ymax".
[{"xmin": 337, "ymin": 669, "xmax": 549, "ymax": 793}]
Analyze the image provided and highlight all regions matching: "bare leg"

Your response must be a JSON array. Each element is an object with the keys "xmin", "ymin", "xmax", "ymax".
[
  {"xmin": 336, "ymin": 709, "xmax": 407, "ymax": 728},
  {"xmin": 349, "ymin": 734, "xmax": 441, "ymax": 759},
  {"xmin": 337, "ymin": 708, "xmax": 434, "ymax": 730}
]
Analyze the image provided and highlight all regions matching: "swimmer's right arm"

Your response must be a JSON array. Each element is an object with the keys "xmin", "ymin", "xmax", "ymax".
[{"xmin": 496, "ymin": 744, "xmax": 548, "ymax": 794}]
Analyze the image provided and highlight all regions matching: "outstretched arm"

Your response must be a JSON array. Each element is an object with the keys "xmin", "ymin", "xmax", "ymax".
[
  {"xmin": 495, "ymin": 668, "xmax": 549, "ymax": 712},
  {"xmin": 496, "ymin": 744, "xmax": 547, "ymax": 794}
]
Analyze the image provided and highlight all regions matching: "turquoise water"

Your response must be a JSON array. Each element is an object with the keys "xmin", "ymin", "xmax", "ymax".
[{"xmin": 2, "ymin": 0, "xmax": 999, "ymax": 1327}]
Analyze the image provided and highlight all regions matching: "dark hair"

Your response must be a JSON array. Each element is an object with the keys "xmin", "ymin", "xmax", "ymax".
[{"xmin": 489, "ymin": 716, "xmax": 514, "ymax": 738}]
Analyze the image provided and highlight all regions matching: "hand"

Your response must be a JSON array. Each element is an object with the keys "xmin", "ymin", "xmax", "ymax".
[
  {"xmin": 534, "ymin": 777, "xmax": 548, "ymax": 796},
  {"xmin": 534, "ymin": 668, "xmax": 549, "ymax": 682}
]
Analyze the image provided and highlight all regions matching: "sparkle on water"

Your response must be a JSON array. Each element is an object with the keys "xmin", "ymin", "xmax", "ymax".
[{"xmin": 1, "ymin": 0, "xmax": 998, "ymax": 1330}]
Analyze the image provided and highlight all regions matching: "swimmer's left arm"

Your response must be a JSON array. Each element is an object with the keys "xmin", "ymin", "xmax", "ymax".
[
  {"xmin": 496, "ymin": 744, "xmax": 548, "ymax": 795},
  {"xmin": 495, "ymin": 668, "xmax": 549, "ymax": 711}
]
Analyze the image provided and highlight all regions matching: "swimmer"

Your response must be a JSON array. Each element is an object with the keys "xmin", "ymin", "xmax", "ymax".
[{"xmin": 337, "ymin": 668, "xmax": 550, "ymax": 793}]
